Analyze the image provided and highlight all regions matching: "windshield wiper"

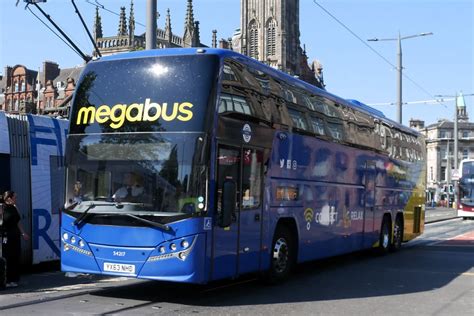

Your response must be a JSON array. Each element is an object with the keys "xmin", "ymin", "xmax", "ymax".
[
  {"xmin": 124, "ymin": 213, "xmax": 171, "ymax": 231},
  {"xmin": 73, "ymin": 202, "xmax": 122, "ymax": 226}
]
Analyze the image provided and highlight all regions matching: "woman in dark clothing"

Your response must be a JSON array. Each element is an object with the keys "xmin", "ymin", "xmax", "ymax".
[{"xmin": 1, "ymin": 191, "xmax": 29, "ymax": 288}]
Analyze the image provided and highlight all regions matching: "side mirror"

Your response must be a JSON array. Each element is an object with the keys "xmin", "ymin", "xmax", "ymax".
[{"xmin": 220, "ymin": 180, "xmax": 236, "ymax": 227}]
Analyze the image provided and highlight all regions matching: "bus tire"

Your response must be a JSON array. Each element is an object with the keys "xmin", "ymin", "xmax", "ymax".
[
  {"xmin": 390, "ymin": 215, "xmax": 403, "ymax": 252},
  {"xmin": 266, "ymin": 225, "xmax": 293, "ymax": 284},
  {"xmin": 378, "ymin": 216, "xmax": 391, "ymax": 255}
]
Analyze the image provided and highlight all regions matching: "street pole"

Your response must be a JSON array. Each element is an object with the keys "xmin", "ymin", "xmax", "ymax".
[
  {"xmin": 367, "ymin": 32, "xmax": 433, "ymax": 124},
  {"xmin": 397, "ymin": 32, "xmax": 403, "ymax": 124},
  {"xmin": 446, "ymin": 139, "xmax": 451, "ymax": 208},
  {"xmin": 454, "ymin": 92, "xmax": 458, "ymax": 172},
  {"xmin": 146, "ymin": 0, "xmax": 157, "ymax": 50}
]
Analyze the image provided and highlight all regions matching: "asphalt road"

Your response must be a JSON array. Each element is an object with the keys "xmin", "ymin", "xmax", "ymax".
[{"xmin": 1, "ymin": 217, "xmax": 473, "ymax": 315}]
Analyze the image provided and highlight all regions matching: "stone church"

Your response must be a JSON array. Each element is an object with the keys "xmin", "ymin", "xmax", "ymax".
[
  {"xmin": 93, "ymin": 0, "xmax": 204, "ymax": 56},
  {"xmin": 93, "ymin": 0, "xmax": 324, "ymax": 88}
]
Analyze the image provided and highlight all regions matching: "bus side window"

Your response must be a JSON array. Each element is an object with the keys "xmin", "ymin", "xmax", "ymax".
[
  {"xmin": 310, "ymin": 116, "xmax": 326, "ymax": 136},
  {"xmin": 288, "ymin": 108, "xmax": 309, "ymax": 131}
]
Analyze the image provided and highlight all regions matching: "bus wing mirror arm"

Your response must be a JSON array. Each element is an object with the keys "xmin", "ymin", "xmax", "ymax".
[{"xmin": 220, "ymin": 180, "xmax": 236, "ymax": 228}]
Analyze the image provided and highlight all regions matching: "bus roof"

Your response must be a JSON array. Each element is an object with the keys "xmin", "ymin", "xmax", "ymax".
[{"xmin": 94, "ymin": 48, "xmax": 419, "ymax": 136}]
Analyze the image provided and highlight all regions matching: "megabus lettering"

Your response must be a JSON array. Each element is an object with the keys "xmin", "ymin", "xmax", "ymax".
[{"xmin": 76, "ymin": 98, "xmax": 194, "ymax": 129}]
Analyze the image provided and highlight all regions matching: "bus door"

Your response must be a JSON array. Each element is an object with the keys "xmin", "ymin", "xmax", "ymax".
[
  {"xmin": 363, "ymin": 161, "xmax": 377, "ymax": 248},
  {"xmin": 212, "ymin": 145, "xmax": 264, "ymax": 280},
  {"xmin": 238, "ymin": 147, "xmax": 264, "ymax": 275}
]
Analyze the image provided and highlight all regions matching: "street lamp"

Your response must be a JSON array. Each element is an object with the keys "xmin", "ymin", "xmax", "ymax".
[{"xmin": 368, "ymin": 32, "xmax": 433, "ymax": 124}]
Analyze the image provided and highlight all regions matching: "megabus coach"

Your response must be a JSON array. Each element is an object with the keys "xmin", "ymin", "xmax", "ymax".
[{"xmin": 61, "ymin": 48, "xmax": 426, "ymax": 283}]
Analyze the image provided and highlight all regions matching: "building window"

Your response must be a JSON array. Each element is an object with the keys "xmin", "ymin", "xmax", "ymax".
[
  {"xmin": 249, "ymin": 21, "xmax": 259, "ymax": 59},
  {"xmin": 20, "ymin": 80, "xmax": 25, "ymax": 91},
  {"xmin": 439, "ymin": 130, "xmax": 447, "ymax": 138},
  {"xmin": 440, "ymin": 166, "xmax": 446, "ymax": 181},
  {"xmin": 463, "ymin": 131, "xmax": 469, "ymax": 138},
  {"xmin": 463, "ymin": 148, "xmax": 469, "ymax": 159},
  {"xmin": 223, "ymin": 65, "xmax": 237, "ymax": 81},
  {"xmin": 266, "ymin": 19, "xmax": 276, "ymax": 57},
  {"xmin": 14, "ymin": 82, "xmax": 19, "ymax": 92},
  {"xmin": 440, "ymin": 148, "xmax": 447, "ymax": 159},
  {"xmin": 14, "ymin": 99, "xmax": 19, "ymax": 111}
]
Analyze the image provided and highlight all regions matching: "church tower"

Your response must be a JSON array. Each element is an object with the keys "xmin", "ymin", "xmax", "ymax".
[
  {"xmin": 239, "ymin": 0, "xmax": 301, "ymax": 74},
  {"xmin": 457, "ymin": 92, "xmax": 469, "ymax": 122},
  {"xmin": 237, "ymin": 0, "xmax": 324, "ymax": 88}
]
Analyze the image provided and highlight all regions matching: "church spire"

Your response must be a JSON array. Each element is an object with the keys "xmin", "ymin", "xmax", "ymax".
[
  {"xmin": 93, "ymin": 7, "xmax": 103, "ymax": 40},
  {"xmin": 129, "ymin": 0, "xmax": 135, "ymax": 39},
  {"xmin": 212, "ymin": 30, "xmax": 217, "ymax": 48},
  {"xmin": 194, "ymin": 21, "xmax": 201, "ymax": 47},
  {"xmin": 185, "ymin": 0, "xmax": 195, "ymax": 29},
  {"xmin": 183, "ymin": 0, "xmax": 195, "ymax": 47},
  {"xmin": 118, "ymin": 6, "xmax": 127, "ymax": 36},
  {"xmin": 165, "ymin": 8, "xmax": 173, "ymax": 44}
]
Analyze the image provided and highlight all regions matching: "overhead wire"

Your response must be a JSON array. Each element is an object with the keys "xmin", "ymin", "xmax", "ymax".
[
  {"xmin": 26, "ymin": 5, "xmax": 84, "ymax": 61},
  {"xmin": 85, "ymin": 0, "xmax": 146, "ymax": 28},
  {"xmin": 311, "ymin": 0, "xmax": 448, "ymax": 108}
]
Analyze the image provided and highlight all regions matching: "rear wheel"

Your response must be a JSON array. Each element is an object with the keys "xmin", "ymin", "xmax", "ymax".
[
  {"xmin": 266, "ymin": 225, "xmax": 293, "ymax": 284},
  {"xmin": 378, "ymin": 216, "xmax": 391, "ymax": 254},
  {"xmin": 391, "ymin": 215, "xmax": 403, "ymax": 252}
]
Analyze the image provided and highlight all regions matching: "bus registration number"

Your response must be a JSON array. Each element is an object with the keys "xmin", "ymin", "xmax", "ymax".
[{"xmin": 104, "ymin": 262, "xmax": 135, "ymax": 274}]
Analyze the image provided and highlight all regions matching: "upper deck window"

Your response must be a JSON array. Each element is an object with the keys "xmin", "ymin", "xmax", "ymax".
[
  {"xmin": 288, "ymin": 109, "xmax": 308, "ymax": 131},
  {"xmin": 219, "ymin": 94, "xmax": 252, "ymax": 115}
]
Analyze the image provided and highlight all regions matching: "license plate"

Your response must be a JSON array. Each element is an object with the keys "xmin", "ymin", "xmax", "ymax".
[{"xmin": 103, "ymin": 262, "xmax": 135, "ymax": 274}]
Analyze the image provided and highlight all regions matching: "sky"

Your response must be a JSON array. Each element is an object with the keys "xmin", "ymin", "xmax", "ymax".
[{"xmin": 1, "ymin": 0, "xmax": 473, "ymax": 126}]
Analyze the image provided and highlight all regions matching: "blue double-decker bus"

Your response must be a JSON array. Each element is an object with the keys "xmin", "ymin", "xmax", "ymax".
[{"xmin": 61, "ymin": 48, "xmax": 426, "ymax": 283}]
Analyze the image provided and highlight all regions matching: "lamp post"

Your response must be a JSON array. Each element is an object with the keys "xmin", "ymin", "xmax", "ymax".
[
  {"xmin": 368, "ymin": 32, "xmax": 433, "ymax": 124},
  {"xmin": 146, "ymin": 0, "xmax": 157, "ymax": 50}
]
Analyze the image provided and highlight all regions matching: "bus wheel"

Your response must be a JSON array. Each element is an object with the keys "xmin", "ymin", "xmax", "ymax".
[
  {"xmin": 267, "ymin": 225, "xmax": 293, "ymax": 284},
  {"xmin": 391, "ymin": 215, "xmax": 403, "ymax": 252},
  {"xmin": 378, "ymin": 216, "xmax": 391, "ymax": 254}
]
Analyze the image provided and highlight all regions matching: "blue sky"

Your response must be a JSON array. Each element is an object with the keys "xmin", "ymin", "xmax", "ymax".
[{"xmin": 1, "ymin": 0, "xmax": 472, "ymax": 126}]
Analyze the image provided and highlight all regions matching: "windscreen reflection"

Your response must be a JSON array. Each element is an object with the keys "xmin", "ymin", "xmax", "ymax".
[{"xmin": 65, "ymin": 133, "xmax": 208, "ymax": 215}]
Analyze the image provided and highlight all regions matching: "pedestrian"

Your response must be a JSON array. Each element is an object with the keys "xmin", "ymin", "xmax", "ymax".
[{"xmin": 1, "ymin": 191, "xmax": 29, "ymax": 288}]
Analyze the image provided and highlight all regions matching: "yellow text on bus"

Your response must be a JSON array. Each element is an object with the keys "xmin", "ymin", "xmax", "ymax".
[{"xmin": 76, "ymin": 98, "xmax": 194, "ymax": 129}]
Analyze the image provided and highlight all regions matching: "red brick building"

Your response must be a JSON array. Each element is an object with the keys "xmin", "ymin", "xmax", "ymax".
[{"xmin": 0, "ymin": 61, "xmax": 82, "ymax": 117}]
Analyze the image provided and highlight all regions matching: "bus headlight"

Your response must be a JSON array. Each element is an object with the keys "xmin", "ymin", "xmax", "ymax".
[
  {"xmin": 170, "ymin": 243, "xmax": 177, "ymax": 251},
  {"xmin": 159, "ymin": 246, "xmax": 166, "ymax": 253},
  {"xmin": 79, "ymin": 240, "xmax": 85, "ymax": 248},
  {"xmin": 70, "ymin": 236, "xmax": 76, "ymax": 244},
  {"xmin": 181, "ymin": 240, "xmax": 189, "ymax": 249},
  {"xmin": 63, "ymin": 233, "xmax": 69, "ymax": 241}
]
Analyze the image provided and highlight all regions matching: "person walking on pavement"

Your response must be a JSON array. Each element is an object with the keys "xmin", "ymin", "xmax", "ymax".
[{"xmin": 1, "ymin": 191, "xmax": 29, "ymax": 288}]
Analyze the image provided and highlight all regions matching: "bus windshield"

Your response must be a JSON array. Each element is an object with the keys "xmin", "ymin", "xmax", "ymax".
[
  {"xmin": 69, "ymin": 54, "xmax": 218, "ymax": 135},
  {"xmin": 64, "ymin": 53, "xmax": 218, "ymax": 217},
  {"xmin": 65, "ymin": 133, "xmax": 208, "ymax": 215},
  {"xmin": 460, "ymin": 162, "xmax": 474, "ymax": 206}
]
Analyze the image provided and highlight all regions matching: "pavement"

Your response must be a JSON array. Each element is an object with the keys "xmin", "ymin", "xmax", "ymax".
[
  {"xmin": 0, "ymin": 267, "xmax": 135, "ymax": 310},
  {"xmin": 425, "ymin": 206, "xmax": 458, "ymax": 223}
]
